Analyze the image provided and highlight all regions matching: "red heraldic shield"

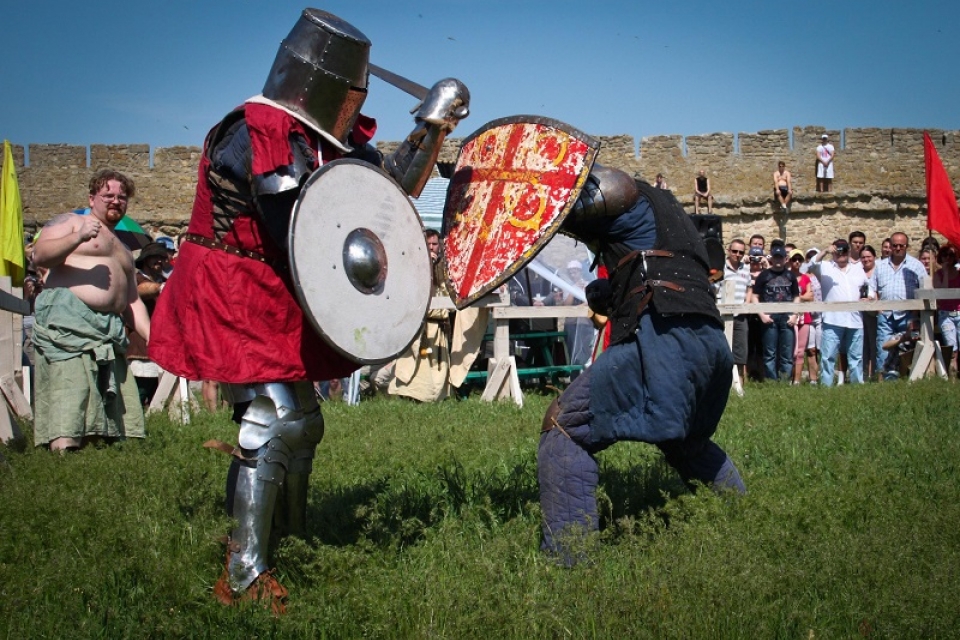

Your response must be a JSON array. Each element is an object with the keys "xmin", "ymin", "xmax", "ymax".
[{"xmin": 442, "ymin": 116, "xmax": 599, "ymax": 308}]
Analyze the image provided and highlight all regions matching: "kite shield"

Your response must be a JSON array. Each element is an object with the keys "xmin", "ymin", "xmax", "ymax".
[
  {"xmin": 441, "ymin": 115, "xmax": 599, "ymax": 308},
  {"xmin": 289, "ymin": 159, "xmax": 432, "ymax": 364}
]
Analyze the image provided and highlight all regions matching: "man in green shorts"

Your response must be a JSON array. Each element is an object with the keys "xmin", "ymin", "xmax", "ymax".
[{"xmin": 30, "ymin": 170, "xmax": 150, "ymax": 451}]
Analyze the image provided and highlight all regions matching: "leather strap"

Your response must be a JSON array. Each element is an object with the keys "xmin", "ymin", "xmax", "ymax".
[
  {"xmin": 647, "ymin": 279, "xmax": 685, "ymax": 292},
  {"xmin": 203, "ymin": 439, "xmax": 251, "ymax": 461},
  {"xmin": 541, "ymin": 415, "xmax": 572, "ymax": 438},
  {"xmin": 184, "ymin": 233, "xmax": 269, "ymax": 264},
  {"xmin": 614, "ymin": 249, "xmax": 675, "ymax": 271},
  {"xmin": 624, "ymin": 280, "xmax": 683, "ymax": 319}
]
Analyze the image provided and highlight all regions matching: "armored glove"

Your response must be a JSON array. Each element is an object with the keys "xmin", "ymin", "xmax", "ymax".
[{"xmin": 413, "ymin": 78, "xmax": 470, "ymax": 131}]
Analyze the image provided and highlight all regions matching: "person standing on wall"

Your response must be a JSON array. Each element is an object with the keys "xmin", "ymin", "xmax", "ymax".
[{"xmin": 816, "ymin": 134, "xmax": 835, "ymax": 192}]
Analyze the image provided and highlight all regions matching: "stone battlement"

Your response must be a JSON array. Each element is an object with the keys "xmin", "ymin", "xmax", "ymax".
[{"xmin": 4, "ymin": 124, "xmax": 959, "ymax": 249}]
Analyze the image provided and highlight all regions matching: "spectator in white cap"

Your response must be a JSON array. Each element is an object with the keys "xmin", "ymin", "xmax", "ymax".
[
  {"xmin": 560, "ymin": 259, "xmax": 594, "ymax": 369},
  {"xmin": 808, "ymin": 240, "xmax": 872, "ymax": 386},
  {"xmin": 816, "ymin": 134, "xmax": 835, "ymax": 192},
  {"xmin": 800, "ymin": 247, "xmax": 819, "ymax": 274}
]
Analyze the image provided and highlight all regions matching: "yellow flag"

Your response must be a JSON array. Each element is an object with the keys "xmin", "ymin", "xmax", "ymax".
[{"xmin": 0, "ymin": 140, "xmax": 25, "ymax": 286}]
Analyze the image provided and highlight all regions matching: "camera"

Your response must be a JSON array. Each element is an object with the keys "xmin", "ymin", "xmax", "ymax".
[
  {"xmin": 750, "ymin": 255, "xmax": 762, "ymax": 263},
  {"xmin": 859, "ymin": 283, "xmax": 870, "ymax": 299}
]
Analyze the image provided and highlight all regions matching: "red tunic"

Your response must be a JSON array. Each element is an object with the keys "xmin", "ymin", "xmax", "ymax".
[{"xmin": 149, "ymin": 104, "xmax": 374, "ymax": 383}]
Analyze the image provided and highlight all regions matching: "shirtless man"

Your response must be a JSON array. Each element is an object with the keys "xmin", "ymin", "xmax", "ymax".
[
  {"xmin": 773, "ymin": 161, "xmax": 793, "ymax": 211},
  {"xmin": 31, "ymin": 169, "xmax": 150, "ymax": 451}
]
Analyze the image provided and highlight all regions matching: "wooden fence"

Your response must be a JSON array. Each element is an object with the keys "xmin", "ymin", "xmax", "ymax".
[
  {"xmin": 0, "ymin": 278, "xmax": 31, "ymax": 444},
  {"xmin": 471, "ymin": 283, "xmax": 960, "ymax": 404},
  {"xmin": 3, "ymin": 281, "xmax": 958, "ymax": 431}
]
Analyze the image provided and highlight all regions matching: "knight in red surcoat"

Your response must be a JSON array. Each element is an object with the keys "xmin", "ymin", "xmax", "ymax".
[{"xmin": 149, "ymin": 8, "xmax": 469, "ymax": 612}]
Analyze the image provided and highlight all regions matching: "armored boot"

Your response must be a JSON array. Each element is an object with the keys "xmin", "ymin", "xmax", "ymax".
[{"xmin": 210, "ymin": 382, "xmax": 324, "ymax": 613}]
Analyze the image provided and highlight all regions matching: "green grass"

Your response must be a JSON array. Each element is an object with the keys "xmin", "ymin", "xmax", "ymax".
[{"xmin": 2, "ymin": 380, "xmax": 959, "ymax": 638}]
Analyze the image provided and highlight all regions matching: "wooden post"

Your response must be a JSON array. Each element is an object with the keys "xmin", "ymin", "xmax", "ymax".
[
  {"xmin": 909, "ymin": 285, "xmax": 948, "ymax": 381},
  {"xmin": 176, "ymin": 377, "xmax": 192, "ymax": 424},
  {"xmin": 0, "ymin": 277, "xmax": 27, "ymax": 443},
  {"xmin": 480, "ymin": 356, "xmax": 522, "ymax": 407},
  {"xmin": 721, "ymin": 279, "xmax": 744, "ymax": 397},
  {"xmin": 147, "ymin": 370, "xmax": 179, "ymax": 414},
  {"xmin": 481, "ymin": 309, "xmax": 519, "ymax": 404},
  {"xmin": 146, "ymin": 371, "xmax": 193, "ymax": 423}
]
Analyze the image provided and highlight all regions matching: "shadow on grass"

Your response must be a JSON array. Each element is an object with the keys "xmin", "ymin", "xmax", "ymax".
[
  {"xmin": 600, "ymin": 458, "xmax": 689, "ymax": 522},
  {"xmin": 305, "ymin": 457, "xmax": 542, "ymax": 549},
  {"xmin": 303, "ymin": 452, "xmax": 692, "ymax": 551},
  {"xmin": 307, "ymin": 479, "xmax": 388, "ymax": 546}
]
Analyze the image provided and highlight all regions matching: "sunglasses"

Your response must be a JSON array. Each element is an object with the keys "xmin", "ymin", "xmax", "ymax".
[
  {"xmin": 730, "ymin": 249, "xmax": 744, "ymax": 255},
  {"xmin": 891, "ymin": 243, "xmax": 907, "ymax": 249}
]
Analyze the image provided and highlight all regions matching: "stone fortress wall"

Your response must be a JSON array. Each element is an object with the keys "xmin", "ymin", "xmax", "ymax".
[{"xmin": 5, "ymin": 124, "xmax": 960, "ymax": 251}]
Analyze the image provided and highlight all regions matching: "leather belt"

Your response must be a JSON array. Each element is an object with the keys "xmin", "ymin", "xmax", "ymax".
[
  {"xmin": 625, "ymin": 280, "xmax": 685, "ymax": 320},
  {"xmin": 183, "ymin": 233, "xmax": 269, "ymax": 263},
  {"xmin": 615, "ymin": 249, "xmax": 674, "ymax": 270},
  {"xmin": 646, "ymin": 279, "xmax": 685, "ymax": 292}
]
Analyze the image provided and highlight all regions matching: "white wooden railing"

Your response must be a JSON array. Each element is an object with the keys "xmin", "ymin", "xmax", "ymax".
[{"xmin": 4, "ymin": 281, "xmax": 957, "ymax": 426}]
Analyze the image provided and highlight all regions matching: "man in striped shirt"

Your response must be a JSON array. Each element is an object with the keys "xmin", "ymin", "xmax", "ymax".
[
  {"xmin": 718, "ymin": 238, "xmax": 751, "ymax": 381},
  {"xmin": 870, "ymin": 232, "xmax": 927, "ymax": 380}
]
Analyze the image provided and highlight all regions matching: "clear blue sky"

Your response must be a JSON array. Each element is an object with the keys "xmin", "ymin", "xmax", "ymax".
[{"xmin": 3, "ymin": 0, "xmax": 958, "ymax": 156}]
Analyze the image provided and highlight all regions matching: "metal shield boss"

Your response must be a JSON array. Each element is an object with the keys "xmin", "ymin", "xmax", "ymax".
[
  {"xmin": 441, "ymin": 116, "xmax": 599, "ymax": 308},
  {"xmin": 289, "ymin": 159, "xmax": 432, "ymax": 364}
]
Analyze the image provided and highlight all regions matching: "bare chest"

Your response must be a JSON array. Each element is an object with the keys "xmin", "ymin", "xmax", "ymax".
[{"xmin": 75, "ymin": 229, "xmax": 130, "ymax": 261}]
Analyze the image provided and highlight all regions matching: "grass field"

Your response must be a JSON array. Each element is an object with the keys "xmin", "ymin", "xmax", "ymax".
[{"xmin": 1, "ymin": 379, "xmax": 959, "ymax": 638}]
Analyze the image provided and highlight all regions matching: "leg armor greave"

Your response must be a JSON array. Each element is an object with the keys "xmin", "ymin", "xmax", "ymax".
[{"xmin": 225, "ymin": 381, "xmax": 324, "ymax": 593}]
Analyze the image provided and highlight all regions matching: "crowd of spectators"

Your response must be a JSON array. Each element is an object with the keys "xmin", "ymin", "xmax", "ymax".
[
  {"xmin": 717, "ymin": 229, "xmax": 957, "ymax": 384},
  {"xmin": 631, "ymin": 136, "xmax": 956, "ymax": 384}
]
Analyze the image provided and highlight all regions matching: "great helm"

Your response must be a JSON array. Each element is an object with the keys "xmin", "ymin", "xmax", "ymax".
[{"xmin": 261, "ymin": 9, "xmax": 370, "ymax": 151}]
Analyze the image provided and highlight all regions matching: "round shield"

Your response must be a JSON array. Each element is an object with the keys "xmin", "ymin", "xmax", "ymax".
[{"xmin": 289, "ymin": 159, "xmax": 432, "ymax": 364}]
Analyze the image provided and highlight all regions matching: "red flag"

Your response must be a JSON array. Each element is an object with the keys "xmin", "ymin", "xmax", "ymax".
[{"xmin": 924, "ymin": 131, "xmax": 960, "ymax": 247}]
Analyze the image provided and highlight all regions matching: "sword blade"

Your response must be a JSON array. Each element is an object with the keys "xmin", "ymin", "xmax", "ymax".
[{"xmin": 369, "ymin": 63, "xmax": 429, "ymax": 101}]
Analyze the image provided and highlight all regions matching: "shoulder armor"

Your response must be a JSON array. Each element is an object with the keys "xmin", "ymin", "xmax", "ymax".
[
  {"xmin": 209, "ymin": 113, "xmax": 251, "ymax": 183},
  {"xmin": 253, "ymin": 134, "xmax": 315, "ymax": 197}
]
